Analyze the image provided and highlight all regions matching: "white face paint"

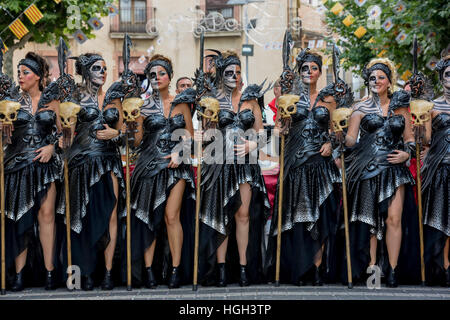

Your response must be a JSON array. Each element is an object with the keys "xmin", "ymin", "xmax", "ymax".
[
  {"xmin": 149, "ymin": 66, "xmax": 169, "ymax": 90},
  {"xmin": 368, "ymin": 69, "xmax": 390, "ymax": 95},
  {"xmin": 89, "ymin": 60, "xmax": 106, "ymax": 86},
  {"xmin": 223, "ymin": 65, "xmax": 240, "ymax": 89},
  {"xmin": 300, "ymin": 62, "xmax": 320, "ymax": 85},
  {"xmin": 442, "ymin": 65, "xmax": 450, "ymax": 90}
]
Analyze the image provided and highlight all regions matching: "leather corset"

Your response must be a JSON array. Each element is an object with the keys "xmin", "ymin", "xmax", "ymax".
[
  {"xmin": 285, "ymin": 104, "xmax": 330, "ymax": 172},
  {"xmin": 67, "ymin": 106, "xmax": 120, "ymax": 163},
  {"xmin": 218, "ymin": 108, "xmax": 255, "ymax": 164},
  {"xmin": 358, "ymin": 113, "xmax": 406, "ymax": 179},
  {"xmin": 133, "ymin": 112, "xmax": 186, "ymax": 178},
  {"xmin": 4, "ymin": 109, "xmax": 56, "ymax": 170}
]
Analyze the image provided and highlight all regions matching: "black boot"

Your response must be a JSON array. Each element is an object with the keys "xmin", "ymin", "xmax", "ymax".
[
  {"xmin": 168, "ymin": 266, "xmax": 180, "ymax": 289},
  {"xmin": 386, "ymin": 265, "xmax": 398, "ymax": 288},
  {"xmin": 82, "ymin": 275, "xmax": 94, "ymax": 291},
  {"xmin": 217, "ymin": 263, "xmax": 227, "ymax": 287},
  {"xmin": 45, "ymin": 269, "xmax": 57, "ymax": 290},
  {"xmin": 11, "ymin": 269, "xmax": 25, "ymax": 292},
  {"xmin": 444, "ymin": 268, "xmax": 450, "ymax": 287},
  {"xmin": 101, "ymin": 269, "xmax": 114, "ymax": 290},
  {"xmin": 313, "ymin": 266, "xmax": 323, "ymax": 286},
  {"xmin": 239, "ymin": 265, "xmax": 249, "ymax": 287},
  {"xmin": 145, "ymin": 266, "xmax": 157, "ymax": 289}
]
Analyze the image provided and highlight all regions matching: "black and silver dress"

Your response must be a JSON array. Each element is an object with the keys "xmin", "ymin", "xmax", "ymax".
[
  {"xmin": 344, "ymin": 92, "xmax": 420, "ymax": 283},
  {"xmin": 422, "ymin": 110, "xmax": 449, "ymax": 280},
  {"xmin": 128, "ymin": 91, "xmax": 195, "ymax": 285},
  {"xmin": 267, "ymin": 93, "xmax": 341, "ymax": 284},
  {"xmin": 5, "ymin": 91, "xmax": 62, "ymax": 283},
  {"xmin": 56, "ymin": 92, "xmax": 125, "ymax": 277},
  {"xmin": 198, "ymin": 95, "xmax": 270, "ymax": 286}
]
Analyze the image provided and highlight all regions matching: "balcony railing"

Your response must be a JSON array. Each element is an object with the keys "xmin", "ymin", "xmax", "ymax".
[
  {"xmin": 110, "ymin": 7, "xmax": 155, "ymax": 35},
  {"xmin": 194, "ymin": 11, "xmax": 242, "ymax": 37}
]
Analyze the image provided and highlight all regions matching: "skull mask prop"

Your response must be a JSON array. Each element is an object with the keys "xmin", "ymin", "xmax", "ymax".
[
  {"xmin": 410, "ymin": 99, "xmax": 434, "ymax": 126},
  {"xmin": 59, "ymin": 101, "xmax": 81, "ymax": 128},
  {"xmin": 198, "ymin": 97, "xmax": 220, "ymax": 123},
  {"xmin": 277, "ymin": 94, "xmax": 299, "ymax": 118},
  {"xmin": 122, "ymin": 97, "xmax": 143, "ymax": 122},
  {"xmin": 0, "ymin": 100, "xmax": 20, "ymax": 124},
  {"xmin": 331, "ymin": 107, "xmax": 353, "ymax": 132}
]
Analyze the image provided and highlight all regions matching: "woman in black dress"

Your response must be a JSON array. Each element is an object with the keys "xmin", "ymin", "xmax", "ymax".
[
  {"xmin": 344, "ymin": 58, "xmax": 420, "ymax": 287},
  {"xmin": 57, "ymin": 53, "xmax": 126, "ymax": 290},
  {"xmin": 129, "ymin": 54, "xmax": 195, "ymax": 288},
  {"xmin": 3, "ymin": 52, "xmax": 61, "ymax": 291},
  {"xmin": 422, "ymin": 55, "xmax": 450, "ymax": 286},
  {"xmin": 197, "ymin": 51, "xmax": 270, "ymax": 287}
]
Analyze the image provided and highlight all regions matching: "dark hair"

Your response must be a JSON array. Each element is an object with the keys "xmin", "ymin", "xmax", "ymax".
[
  {"xmin": 176, "ymin": 76, "xmax": 192, "ymax": 88},
  {"xmin": 73, "ymin": 53, "xmax": 104, "ymax": 77},
  {"xmin": 18, "ymin": 52, "xmax": 50, "ymax": 91}
]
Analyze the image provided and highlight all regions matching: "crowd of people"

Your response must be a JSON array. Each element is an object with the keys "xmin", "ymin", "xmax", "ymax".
[{"xmin": 0, "ymin": 35, "xmax": 448, "ymax": 293}]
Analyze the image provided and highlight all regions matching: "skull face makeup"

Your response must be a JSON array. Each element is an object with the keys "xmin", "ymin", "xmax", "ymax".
[
  {"xmin": 300, "ymin": 62, "xmax": 321, "ymax": 85},
  {"xmin": 149, "ymin": 65, "xmax": 170, "ymax": 90},
  {"xmin": 368, "ymin": 69, "xmax": 390, "ymax": 95},
  {"xmin": 223, "ymin": 64, "xmax": 241, "ymax": 90},
  {"xmin": 89, "ymin": 60, "xmax": 107, "ymax": 86}
]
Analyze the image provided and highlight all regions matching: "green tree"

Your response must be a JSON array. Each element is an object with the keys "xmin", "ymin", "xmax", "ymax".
[
  {"xmin": 322, "ymin": 0, "xmax": 450, "ymax": 92},
  {"xmin": 0, "ymin": 0, "xmax": 111, "ymax": 76}
]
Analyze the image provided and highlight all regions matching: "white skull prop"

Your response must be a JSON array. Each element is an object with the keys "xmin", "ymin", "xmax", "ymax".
[
  {"xmin": 59, "ymin": 101, "xmax": 81, "ymax": 128},
  {"xmin": 331, "ymin": 107, "xmax": 353, "ymax": 132},
  {"xmin": 0, "ymin": 100, "xmax": 21, "ymax": 124},
  {"xmin": 122, "ymin": 97, "xmax": 143, "ymax": 122},
  {"xmin": 410, "ymin": 99, "xmax": 434, "ymax": 126},
  {"xmin": 277, "ymin": 94, "xmax": 299, "ymax": 119},
  {"xmin": 198, "ymin": 97, "xmax": 220, "ymax": 123}
]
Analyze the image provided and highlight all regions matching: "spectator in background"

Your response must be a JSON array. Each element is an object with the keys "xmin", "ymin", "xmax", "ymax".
[
  {"xmin": 266, "ymin": 79, "xmax": 281, "ymax": 125},
  {"xmin": 175, "ymin": 77, "xmax": 193, "ymax": 94}
]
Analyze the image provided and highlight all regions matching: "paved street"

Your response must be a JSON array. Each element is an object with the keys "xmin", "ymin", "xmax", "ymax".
[{"xmin": 0, "ymin": 284, "xmax": 448, "ymax": 300}]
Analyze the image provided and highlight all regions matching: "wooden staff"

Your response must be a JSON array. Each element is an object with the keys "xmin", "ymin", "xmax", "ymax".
[
  {"xmin": 125, "ymin": 127, "xmax": 132, "ymax": 291},
  {"xmin": 413, "ymin": 126, "xmax": 426, "ymax": 286},
  {"xmin": 0, "ymin": 125, "xmax": 5, "ymax": 295},
  {"xmin": 59, "ymin": 101, "xmax": 81, "ymax": 290},
  {"xmin": 121, "ymin": 97, "xmax": 143, "ymax": 291},
  {"xmin": 340, "ymin": 142, "xmax": 353, "ymax": 289},
  {"xmin": 415, "ymin": 140, "xmax": 426, "ymax": 286},
  {"xmin": 0, "ymin": 100, "xmax": 21, "ymax": 295},
  {"xmin": 193, "ymin": 121, "xmax": 202, "ymax": 291},
  {"xmin": 275, "ymin": 134, "xmax": 285, "ymax": 287}
]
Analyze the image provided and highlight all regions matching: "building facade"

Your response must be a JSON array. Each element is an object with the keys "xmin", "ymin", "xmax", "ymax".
[{"xmin": 14, "ymin": 0, "xmax": 342, "ymax": 102}]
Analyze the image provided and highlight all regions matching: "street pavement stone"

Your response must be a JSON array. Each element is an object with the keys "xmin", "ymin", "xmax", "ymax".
[{"xmin": 0, "ymin": 284, "xmax": 448, "ymax": 300}]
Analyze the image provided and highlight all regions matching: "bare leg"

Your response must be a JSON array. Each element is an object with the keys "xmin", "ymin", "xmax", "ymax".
[
  {"xmin": 369, "ymin": 236, "xmax": 377, "ymax": 266},
  {"xmin": 314, "ymin": 244, "xmax": 325, "ymax": 267},
  {"xmin": 164, "ymin": 179, "xmax": 186, "ymax": 267},
  {"xmin": 235, "ymin": 183, "xmax": 251, "ymax": 266},
  {"xmin": 216, "ymin": 237, "xmax": 229, "ymax": 264},
  {"xmin": 144, "ymin": 240, "xmax": 156, "ymax": 267},
  {"xmin": 385, "ymin": 185, "xmax": 405, "ymax": 268},
  {"xmin": 15, "ymin": 250, "xmax": 27, "ymax": 273},
  {"xmin": 38, "ymin": 183, "xmax": 57, "ymax": 271},
  {"xmin": 444, "ymin": 237, "xmax": 449, "ymax": 270},
  {"xmin": 104, "ymin": 173, "xmax": 119, "ymax": 271}
]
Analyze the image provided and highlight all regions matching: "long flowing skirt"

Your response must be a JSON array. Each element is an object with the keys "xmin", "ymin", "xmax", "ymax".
[
  {"xmin": 342, "ymin": 165, "xmax": 421, "ymax": 284},
  {"xmin": 125, "ymin": 164, "xmax": 195, "ymax": 286},
  {"xmin": 198, "ymin": 163, "xmax": 270, "ymax": 286}
]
